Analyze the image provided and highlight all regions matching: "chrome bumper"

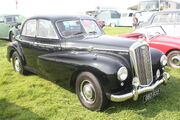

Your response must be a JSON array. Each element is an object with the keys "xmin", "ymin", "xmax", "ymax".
[{"xmin": 110, "ymin": 72, "xmax": 170, "ymax": 102}]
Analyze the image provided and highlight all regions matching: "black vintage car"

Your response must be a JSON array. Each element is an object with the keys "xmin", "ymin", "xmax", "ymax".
[{"xmin": 7, "ymin": 15, "xmax": 170, "ymax": 111}]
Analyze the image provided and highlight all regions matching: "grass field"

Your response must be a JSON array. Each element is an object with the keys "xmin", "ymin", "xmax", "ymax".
[{"xmin": 0, "ymin": 27, "xmax": 180, "ymax": 120}]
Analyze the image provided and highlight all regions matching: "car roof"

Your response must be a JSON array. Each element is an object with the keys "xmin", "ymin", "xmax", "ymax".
[
  {"xmin": 0, "ymin": 14, "xmax": 19, "ymax": 17},
  {"xmin": 27, "ymin": 14, "xmax": 95, "ymax": 22},
  {"xmin": 154, "ymin": 10, "xmax": 180, "ymax": 14}
]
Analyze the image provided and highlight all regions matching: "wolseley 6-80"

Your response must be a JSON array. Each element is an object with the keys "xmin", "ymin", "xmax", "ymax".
[{"xmin": 7, "ymin": 15, "xmax": 170, "ymax": 111}]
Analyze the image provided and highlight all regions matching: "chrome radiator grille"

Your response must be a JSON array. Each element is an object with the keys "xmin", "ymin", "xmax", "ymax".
[{"xmin": 130, "ymin": 41, "xmax": 153, "ymax": 86}]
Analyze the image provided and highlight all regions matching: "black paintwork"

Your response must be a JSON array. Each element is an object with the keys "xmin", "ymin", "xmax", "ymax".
[{"xmin": 7, "ymin": 15, "xmax": 164, "ymax": 99}]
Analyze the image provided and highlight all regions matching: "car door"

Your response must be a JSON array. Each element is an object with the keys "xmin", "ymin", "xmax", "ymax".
[
  {"xmin": 34, "ymin": 19, "xmax": 61, "ymax": 76},
  {"xmin": 0, "ymin": 16, "xmax": 10, "ymax": 39},
  {"xmin": 19, "ymin": 19, "xmax": 37, "ymax": 69}
]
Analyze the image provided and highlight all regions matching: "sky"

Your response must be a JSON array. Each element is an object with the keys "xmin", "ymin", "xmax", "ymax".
[{"xmin": 0, "ymin": 0, "xmax": 141, "ymax": 17}]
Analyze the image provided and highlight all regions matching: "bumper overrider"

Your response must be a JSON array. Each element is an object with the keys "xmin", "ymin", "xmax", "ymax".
[{"xmin": 110, "ymin": 72, "xmax": 170, "ymax": 102}]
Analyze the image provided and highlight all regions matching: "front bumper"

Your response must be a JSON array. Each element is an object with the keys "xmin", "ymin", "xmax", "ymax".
[{"xmin": 110, "ymin": 72, "xmax": 170, "ymax": 102}]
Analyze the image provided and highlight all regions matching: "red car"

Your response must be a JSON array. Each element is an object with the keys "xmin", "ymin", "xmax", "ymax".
[{"xmin": 119, "ymin": 26, "xmax": 180, "ymax": 68}]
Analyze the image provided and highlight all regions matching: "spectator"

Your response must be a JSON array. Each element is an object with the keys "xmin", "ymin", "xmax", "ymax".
[{"xmin": 132, "ymin": 14, "xmax": 138, "ymax": 30}]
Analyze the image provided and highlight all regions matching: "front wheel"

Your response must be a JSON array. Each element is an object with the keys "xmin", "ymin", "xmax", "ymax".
[
  {"xmin": 75, "ymin": 72, "xmax": 109, "ymax": 111},
  {"xmin": 167, "ymin": 50, "xmax": 180, "ymax": 68},
  {"xmin": 12, "ymin": 51, "xmax": 27, "ymax": 74}
]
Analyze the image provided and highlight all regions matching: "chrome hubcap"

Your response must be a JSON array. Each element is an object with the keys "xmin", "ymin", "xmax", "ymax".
[
  {"xmin": 80, "ymin": 80, "xmax": 96, "ymax": 104},
  {"xmin": 170, "ymin": 55, "xmax": 180, "ymax": 68},
  {"xmin": 14, "ymin": 57, "xmax": 21, "ymax": 72}
]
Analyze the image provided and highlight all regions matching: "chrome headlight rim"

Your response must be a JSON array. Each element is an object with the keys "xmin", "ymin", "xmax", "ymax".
[
  {"xmin": 160, "ymin": 55, "xmax": 167, "ymax": 66},
  {"xmin": 117, "ymin": 66, "xmax": 128, "ymax": 81}
]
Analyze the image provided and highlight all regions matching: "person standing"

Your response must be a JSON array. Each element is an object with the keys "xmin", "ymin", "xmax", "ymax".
[{"xmin": 132, "ymin": 13, "xmax": 138, "ymax": 30}]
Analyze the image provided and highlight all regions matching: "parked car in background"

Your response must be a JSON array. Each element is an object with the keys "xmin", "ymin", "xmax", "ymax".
[
  {"xmin": 119, "ymin": 26, "xmax": 180, "ymax": 68},
  {"xmin": 7, "ymin": 15, "xmax": 170, "ymax": 111},
  {"xmin": 0, "ymin": 14, "xmax": 25, "ymax": 41},
  {"xmin": 96, "ymin": 10, "xmax": 121, "ymax": 27},
  {"xmin": 118, "ymin": 10, "xmax": 136, "ymax": 26},
  {"xmin": 137, "ymin": 10, "xmax": 180, "ymax": 37}
]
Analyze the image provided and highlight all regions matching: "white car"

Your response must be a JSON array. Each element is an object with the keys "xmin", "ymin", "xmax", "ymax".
[{"xmin": 137, "ymin": 10, "xmax": 180, "ymax": 37}]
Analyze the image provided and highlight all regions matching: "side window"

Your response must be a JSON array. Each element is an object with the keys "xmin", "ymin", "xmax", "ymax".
[
  {"xmin": 122, "ymin": 13, "xmax": 127, "ymax": 17},
  {"xmin": 129, "ymin": 13, "xmax": 133, "ymax": 17},
  {"xmin": 22, "ymin": 20, "xmax": 36, "ymax": 37},
  {"xmin": 37, "ymin": 19, "xmax": 58, "ymax": 39}
]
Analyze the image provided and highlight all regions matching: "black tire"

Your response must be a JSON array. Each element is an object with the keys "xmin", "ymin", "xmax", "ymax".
[
  {"xmin": 167, "ymin": 50, "xmax": 180, "ymax": 68},
  {"xmin": 12, "ymin": 51, "xmax": 27, "ymax": 75},
  {"xmin": 75, "ymin": 72, "xmax": 109, "ymax": 111}
]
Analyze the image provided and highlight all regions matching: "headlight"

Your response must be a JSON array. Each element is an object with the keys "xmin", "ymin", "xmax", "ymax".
[
  {"xmin": 117, "ymin": 67, "xmax": 128, "ymax": 81},
  {"xmin": 156, "ymin": 69, "xmax": 160, "ymax": 79},
  {"xmin": 160, "ymin": 55, "xmax": 167, "ymax": 66}
]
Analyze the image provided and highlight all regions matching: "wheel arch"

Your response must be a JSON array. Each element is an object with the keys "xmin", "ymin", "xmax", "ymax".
[
  {"xmin": 7, "ymin": 42, "xmax": 26, "ymax": 65},
  {"xmin": 70, "ymin": 66, "xmax": 107, "ymax": 90},
  {"xmin": 165, "ymin": 49, "xmax": 180, "ymax": 56}
]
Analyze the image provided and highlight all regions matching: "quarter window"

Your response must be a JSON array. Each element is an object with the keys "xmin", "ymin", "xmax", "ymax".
[
  {"xmin": 22, "ymin": 20, "xmax": 36, "ymax": 37},
  {"xmin": 37, "ymin": 20, "xmax": 58, "ymax": 39}
]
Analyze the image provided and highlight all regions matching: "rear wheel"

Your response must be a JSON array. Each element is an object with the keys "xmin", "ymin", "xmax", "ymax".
[
  {"xmin": 12, "ymin": 51, "xmax": 27, "ymax": 75},
  {"xmin": 75, "ymin": 72, "xmax": 109, "ymax": 111},
  {"xmin": 167, "ymin": 50, "xmax": 180, "ymax": 68}
]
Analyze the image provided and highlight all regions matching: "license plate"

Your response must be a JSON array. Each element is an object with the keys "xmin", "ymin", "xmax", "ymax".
[{"xmin": 143, "ymin": 89, "xmax": 160, "ymax": 102}]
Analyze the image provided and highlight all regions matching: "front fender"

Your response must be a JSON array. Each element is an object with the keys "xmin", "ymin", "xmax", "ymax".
[
  {"xmin": 37, "ymin": 51, "xmax": 130, "ymax": 96},
  {"xmin": 38, "ymin": 51, "xmax": 127, "ymax": 75},
  {"xmin": 150, "ymin": 48, "xmax": 164, "ymax": 73}
]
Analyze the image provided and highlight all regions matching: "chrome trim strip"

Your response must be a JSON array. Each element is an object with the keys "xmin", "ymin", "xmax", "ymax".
[
  {"xmin": 64, "ymin": 46, "xmax": 129, "ymax": 52},
  {"xmin": 110, "ymin": 72, "xmax": 170, "ymax": 102},
  {"xmin": 18, "ymin": 39, "xmax": 34, "ymax": 44},
  {"xmin": 18, "ymin": 39, "xmax": 60, "ymax": 48}
]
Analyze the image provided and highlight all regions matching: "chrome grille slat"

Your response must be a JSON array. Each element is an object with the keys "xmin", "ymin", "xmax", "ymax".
[
  {"xmin": 135, "ymin": 48, "xmax": 147, "ymax": 85},
  {"xmin": 130, "ymin": 41, "xmax": 153, "ymax": 86}
]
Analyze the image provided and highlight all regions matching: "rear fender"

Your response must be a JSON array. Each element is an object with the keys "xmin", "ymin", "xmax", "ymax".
[{"xmin": 7, "ymin": 41, "xmax": 25, "ymax": 64}]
